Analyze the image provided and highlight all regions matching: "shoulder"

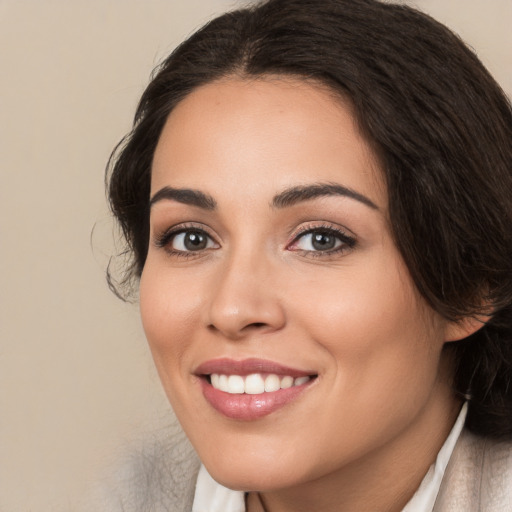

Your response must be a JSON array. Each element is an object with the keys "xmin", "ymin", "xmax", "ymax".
[
  {"xmin": 434, "ymin": 429, "xmax": 512, "ymax": 512},
  {"xmin": 82, "ymin": 424, "xmax": 201, "ymax": 512}
]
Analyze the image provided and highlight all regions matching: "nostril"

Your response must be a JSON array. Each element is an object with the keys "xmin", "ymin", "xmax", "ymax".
[
  {"xmin": 246, "ymin": 322, "xmax": 267, "ymax": 329},
  {"xmin": 206, "ymin": 321, "xmax": 272, "ymax": 339}
]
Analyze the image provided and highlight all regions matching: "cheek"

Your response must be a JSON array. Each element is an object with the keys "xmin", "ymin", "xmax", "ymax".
[
  {"xmin": 286, "ymin": 269, "xmax": 444, "ymax": 463},
  {"xmin": 289, "ymin": 254, "xmax": 444, "ymax": 402},
  {"xmin": 290, "ymin": 255, "xmax": 413, "ymax": 343},
  {"xmin": 139, "ymin": 260, "xmax": 212, "ymax": 425},
  {"xmin": 139, "ymin": 259, "xmax": 204, "ymax": 374}
]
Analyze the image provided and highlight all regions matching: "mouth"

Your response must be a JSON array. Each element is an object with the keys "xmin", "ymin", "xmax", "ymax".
[{"xmin": 195, "ymin": 358, "xmax": 318, "ymax": 420}]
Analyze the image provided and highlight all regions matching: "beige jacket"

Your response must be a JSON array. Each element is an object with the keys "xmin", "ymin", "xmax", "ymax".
[
  {"xmin": 90, "ymin": 427, "xmax": 512, "ymax": 512},
  {"xmin": 433, "ymin": 429, "xmax": 512, "ymax": 511}
]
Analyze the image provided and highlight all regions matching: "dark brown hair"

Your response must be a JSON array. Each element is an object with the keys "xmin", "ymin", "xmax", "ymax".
[{"xmin": 107, "ymin": 0, "xmax": 512, "ymax": 438}]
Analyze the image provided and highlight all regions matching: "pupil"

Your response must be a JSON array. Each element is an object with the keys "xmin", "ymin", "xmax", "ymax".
[
  {"xmin": 312, "ymin": 232, "xmax": 335, "ymax": 250},
  {"xmin": 184, "ymin": 231, "xmax": 207, "ymax": 250}
]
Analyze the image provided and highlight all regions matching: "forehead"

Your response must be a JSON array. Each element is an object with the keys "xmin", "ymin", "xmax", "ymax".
[{"xmin": 151, "ymin": 76, "xmax": 386, "ymax": 209}]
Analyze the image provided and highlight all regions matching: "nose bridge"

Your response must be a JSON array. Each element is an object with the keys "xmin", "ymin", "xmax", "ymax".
[{"xmin": 206, "ymin": 242, "xmax": 285, "ymax": 339}]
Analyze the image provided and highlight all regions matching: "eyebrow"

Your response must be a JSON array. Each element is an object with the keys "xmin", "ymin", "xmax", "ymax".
[
  {"xmin": 271, "ymin": 182, "xmax": 378, "ymax": 210},
  {"xmin": 150, "ymin": 186, "xmax": 217, "ymax": 210},
  {"xmin": 149, "ymin": 182, "xmax": 378, "ymax": 211}
]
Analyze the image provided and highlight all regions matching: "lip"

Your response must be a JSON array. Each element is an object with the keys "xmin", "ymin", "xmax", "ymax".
[
  {"xmin": 194, "ymin": 357, "xmax": 314, "ymax": 377},
  {"xmin": 195, "ymin": 358, "xmax": 317, "ymax": 421}
]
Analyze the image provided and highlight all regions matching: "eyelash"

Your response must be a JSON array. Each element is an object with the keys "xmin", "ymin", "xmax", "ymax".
[
  {"xmin": 153, "ymin": 222, "xmax": 356, "ymax": 258},
  {"xmin": 288, "ymin": 223, "xmax": 356, "ymax": 258}
]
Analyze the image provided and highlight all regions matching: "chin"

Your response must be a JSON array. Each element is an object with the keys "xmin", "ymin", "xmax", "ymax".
[
  {"xmin": 200, "ymin": 450, "xmax": 314, "ymax": 492},
  {"xmin": 209, "ymin": 468, "xmax": 295, "ymax": 492}
]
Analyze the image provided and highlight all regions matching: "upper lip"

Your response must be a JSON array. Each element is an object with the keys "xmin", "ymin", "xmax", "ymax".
[{"xmin": 194, "ymin": 358, "xmax": 316, "ymax": 377}]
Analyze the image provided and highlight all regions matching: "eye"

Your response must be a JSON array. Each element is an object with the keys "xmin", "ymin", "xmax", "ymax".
[
  {"xmin": 171, "ymin": 230, "xmax": 216, "ymax": 252},
  {"xmin": 155, "ymin": 226, "xmax": 219, "ymax": 256},
  {"xmin": 296, "ymin": 231, "xmax": 341, "ymax": 251},
  {"xmin": 289, "ymin": 226, "xmax": 356, "ymax": 254}
]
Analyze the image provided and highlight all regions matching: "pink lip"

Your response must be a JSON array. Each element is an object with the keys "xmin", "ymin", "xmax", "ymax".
[
  {"xmin": 195, "ymin": 358, "xmax": 317, "ymax": 421},
  {"xmin": 195, "ymin": 357, "xmax": 314, "ymax": 377}
]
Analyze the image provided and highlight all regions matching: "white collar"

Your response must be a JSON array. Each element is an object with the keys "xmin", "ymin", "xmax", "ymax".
[
  {"xmin": 192, "ymin": 403, "xmax": 468, "ymax": 512},
  {"xmin": 402, "ymin": 402, "xmax": 467, "ymax": 512}
]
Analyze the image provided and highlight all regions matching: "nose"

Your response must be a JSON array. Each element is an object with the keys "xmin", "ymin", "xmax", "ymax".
[{"xmin": 204, "ymin": 251, "xmax": 286, "ymax": 340}]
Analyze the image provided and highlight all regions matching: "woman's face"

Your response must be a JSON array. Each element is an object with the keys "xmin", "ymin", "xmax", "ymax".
[{"xmin": 140, "ymin": 77, "xmax": 461, "ymax": 492}]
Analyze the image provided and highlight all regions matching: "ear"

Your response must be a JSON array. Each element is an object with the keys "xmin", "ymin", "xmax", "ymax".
[{"xmin": 444, "ymin": 313, "xmax": 491, "ymax": 342}]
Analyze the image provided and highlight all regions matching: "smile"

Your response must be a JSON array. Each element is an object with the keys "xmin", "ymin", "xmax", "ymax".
[{"xmin": 195, "ymin": 358, "xmax": 317, "ymax": 420}]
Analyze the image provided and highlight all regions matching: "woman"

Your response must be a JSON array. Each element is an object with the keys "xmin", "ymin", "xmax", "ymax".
[{"xmin": 105, "ymin": 0, "xmax": 512, "ymax": 510}]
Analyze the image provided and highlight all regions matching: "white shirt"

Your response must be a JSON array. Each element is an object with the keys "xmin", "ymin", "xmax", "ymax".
[{"xmin": 192, "ymin": 403, "xmax": 468, "ymax": 512}]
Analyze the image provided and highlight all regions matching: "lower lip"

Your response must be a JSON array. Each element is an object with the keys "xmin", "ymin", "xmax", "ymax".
[{"xmin": 200, "ymin": 378, "xmax": 313, "ymax": 421}]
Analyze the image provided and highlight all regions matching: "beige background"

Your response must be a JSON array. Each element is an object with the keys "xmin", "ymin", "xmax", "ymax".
[{"xmin": 1, "ymin": 1, "xmax": 510, "ymax": 510}]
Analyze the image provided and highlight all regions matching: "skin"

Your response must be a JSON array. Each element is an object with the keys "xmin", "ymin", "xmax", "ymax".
[{"xmin": 140, "ymin": 77, "xmax": 476, "ymax": 512}]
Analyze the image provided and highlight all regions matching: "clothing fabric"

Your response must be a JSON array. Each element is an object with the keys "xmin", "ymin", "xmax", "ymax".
[
  {"xmin": 433, "ymin": 428, "xmax": 512, "ymax": 512},
  {"xmin": 191, "ymin": 404, "xmax": 468, "ymax": 512}
]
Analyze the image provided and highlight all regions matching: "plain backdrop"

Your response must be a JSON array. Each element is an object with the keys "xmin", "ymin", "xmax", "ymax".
[{"xmin": 1, "ymin": 1, "xmax": 510, "ymax": 510}]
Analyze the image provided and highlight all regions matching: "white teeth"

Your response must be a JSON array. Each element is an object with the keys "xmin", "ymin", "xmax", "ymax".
[
  {"xmin": 227, "ymin": 375, "xmax": 245, "ymax": 394},
  {"xmin": 218, "ymin": 374, "xmax": 229, "ymax": 392},
  {"xmin": 280, "ymin": 376, "xmax": 294, "ymax": 389},
  {"xmin": 294, "ymin": 376, "xmax": 310, "ymax": 386},
  {"xmin": 264, "ymin": 374, "xmax": 281, "ymax": 392},
  {"xmin": 210, "ymin": 373, "xmax": 312, "ymax": 394},
  {"xmin": 245, "ymin": 374, "xmax": 265, "ymax": 394}
]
